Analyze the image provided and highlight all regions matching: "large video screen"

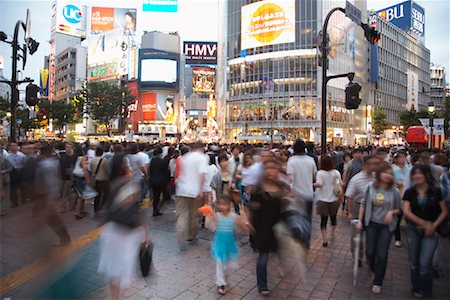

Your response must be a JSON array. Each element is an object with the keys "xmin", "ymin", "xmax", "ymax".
[
  {"xmin": 241, "ymin": 0, "xmax": 296, "ymax": 50},
  {"xmin": 140, "ymin": 59, "xmax": 177, "ymax": 83}
]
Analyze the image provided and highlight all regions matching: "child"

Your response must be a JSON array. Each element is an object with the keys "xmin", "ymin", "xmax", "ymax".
[{"xmin": 207, "ymin": 199, "xmax": 248, "ymax": 295}]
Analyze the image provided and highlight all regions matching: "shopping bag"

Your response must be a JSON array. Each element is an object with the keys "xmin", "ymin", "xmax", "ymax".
[{"xmin": 139, "ymin": 241, "xmax": 153, "ymax": 277}]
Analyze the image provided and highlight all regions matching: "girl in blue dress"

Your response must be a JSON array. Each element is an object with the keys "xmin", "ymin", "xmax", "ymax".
[{"xmin": 210, "ymin": 199, "xmax": 249, "ymax": 295}]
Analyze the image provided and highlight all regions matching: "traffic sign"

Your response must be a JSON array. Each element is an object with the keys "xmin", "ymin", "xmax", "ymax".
[{"xmin": 345, "ymin": 1, "xmax": 362, "ymax": 25}]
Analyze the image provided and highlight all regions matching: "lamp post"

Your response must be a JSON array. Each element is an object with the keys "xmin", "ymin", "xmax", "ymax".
[{"xmin": 428, "ymin": 101, "xmax": 435, "ymax": 150}]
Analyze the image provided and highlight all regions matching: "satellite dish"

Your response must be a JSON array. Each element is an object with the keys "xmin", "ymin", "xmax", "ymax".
[{"xmin": 25, "ymin": 9, "xmax": 31, "ymax": 42}]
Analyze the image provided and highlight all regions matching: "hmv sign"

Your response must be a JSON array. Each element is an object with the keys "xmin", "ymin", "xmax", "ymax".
[
  {"xmin": 377, "ymin": 0, "xmax": 425, "ymax": 37},
  {"xmin": 184, "ymin": 41, "xmax": 217, "ymax": 65}
]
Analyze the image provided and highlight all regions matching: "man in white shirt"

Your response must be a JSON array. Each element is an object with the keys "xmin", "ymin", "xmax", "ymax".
[
  {"xmin": 286, "ymin": 139, "xmax": 317, "ymax": 220},
  {"xmin": 175, "ymin": 142, "xmax": 208, "ymax": 250},
  {"xmin": 126, "ymin": 143, "xmax": 149, "ymax": 200}
]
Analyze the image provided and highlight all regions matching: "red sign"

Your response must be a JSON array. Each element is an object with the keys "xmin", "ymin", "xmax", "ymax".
[{"xmin": 142, "ymin": 93, "xmax": 157, "ymax": 121}]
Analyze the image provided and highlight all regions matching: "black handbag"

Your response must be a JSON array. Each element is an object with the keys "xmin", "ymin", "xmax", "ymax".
[{"xmin": 139, "ymin": 241, "xmax": 153, "ymax": 277}]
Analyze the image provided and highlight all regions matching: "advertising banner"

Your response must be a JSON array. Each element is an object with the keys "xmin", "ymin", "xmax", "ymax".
[
  {"xmin": 433, "ymin": 119, "xmax": 444, "ymax": 135},
  {"xmin": 241, "ymin": 0, "xmax": 295, "ymax": 50},
  {"xmin": 141, "ymin": 93, "xmax": 175, "ymax": 123},
  {"xmin": 184, "ymin": 42, "xmax": 217, "ymax": 65},
  {"xmin": 142, "ymin": 93, "xmax": 157, "ymax": 121},
  {"xmin": 91, "ymin": 7, "xmax": 137, "ymax": 33},
  {"xmin": 88, "ymin": 28, "xmax": 129, "ymax": 76},
  {"xmin": 411, "ymin": 2, "xmax": 425, "ymax": 37},
  {"xmin": 407, "ymin": 70, "xmax": 419, "ymax": 111},
  {"xmin": 88, "ymin": 63, "xmax": 118, "ymax": 81},
  {"xmin": 419, "ymin": 118, "xmax": 430, "ymax": 134},
  {"xmin": 39, "ymin": 69, "xmax": 49, "ymax": 97},
  {"xmin": 55, "ymin": 1, "xmax": 86, "ymax": 38},
  {"xmin": 192, "ymin": 67, "xmax": 215, "ymax": 93},
  {"xmin": 143, "ymin": 0, "xmax": 178, "ymax": 12},
  {"xmin": 128, "ymin": 47, "xmax": 139, "ymax": 81}
]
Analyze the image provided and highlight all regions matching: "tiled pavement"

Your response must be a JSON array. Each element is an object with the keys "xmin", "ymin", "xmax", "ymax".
[{"xmin": 1, "ymin": 200, "xmax": 450, "ymax": 300}]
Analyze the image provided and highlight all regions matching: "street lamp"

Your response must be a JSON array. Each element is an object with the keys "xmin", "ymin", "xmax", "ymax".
[{"xmin": 428, "ymin": 101, "xmax": 435, "ymax": 150}]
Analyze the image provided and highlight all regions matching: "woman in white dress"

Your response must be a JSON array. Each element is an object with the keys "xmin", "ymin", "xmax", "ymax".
[{"xmin": 98, "ymin": 155, "xmax": 151, "ymax": 300}]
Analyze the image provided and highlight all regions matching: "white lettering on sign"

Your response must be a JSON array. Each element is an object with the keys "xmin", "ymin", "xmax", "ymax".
[
  {"xmin": 379, "ymin": 4, "xmax": 404, "ymax": 22},
  {"xmin": 185, "ymin": 43, "xmax": 217, "ymax": 57},
  {"xmin": 142, "ymin": 103, "xmax": 156, "ymax": 112},
  {"xmin": 411, "ymin": 7, "xmax": 424, "ymax": 34}
]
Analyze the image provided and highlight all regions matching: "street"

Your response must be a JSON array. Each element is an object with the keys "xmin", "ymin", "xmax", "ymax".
[{"xmin": 1, "ymin": 199, "xmax": 449, "ymax": 300}]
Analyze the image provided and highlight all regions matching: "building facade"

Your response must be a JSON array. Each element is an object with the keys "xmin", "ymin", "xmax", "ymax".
[
  {"xmin": 430, "ymin": 65, "xmax": 446, "ymax": 111},
  {"xmin": 54, "ymin": 46, "xmax": 87, "ymax": 102},
  {"xmin": 369, "ymin": 8, "xmax": 430, "ymax": 124},
  {"xmin": 220, "ymin": 0, "xmax": 370, "ymax": 144}
]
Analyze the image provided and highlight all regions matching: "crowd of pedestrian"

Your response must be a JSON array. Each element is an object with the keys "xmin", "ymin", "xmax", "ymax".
[{"xmin": 0, "ymin": 139, "xmax": 449, "ymax": 299}]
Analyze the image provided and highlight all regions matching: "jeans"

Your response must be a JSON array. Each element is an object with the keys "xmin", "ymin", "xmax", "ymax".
[
  {"xmin": 365, "ymin": 221, "xmax": 392, "ymax": 286},
  {"xmin": 394, "ymin": 211, "xmax": 403, "ymax": 241},
  {"xmin": 94, "ymin": 180, "xmax": 109, "ymax": 212},
  {"xmin": 256, "ymin": 253, "xmax": 269, "ymax": 291},
  {"xmin": 406, "ymin": 223, "xmax": 438, "ymax": 296}
]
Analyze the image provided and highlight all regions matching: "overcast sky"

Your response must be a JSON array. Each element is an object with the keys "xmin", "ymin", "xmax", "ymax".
[{"xmin": 0, "ymin": 0, "xmax": 448, "ymax": 84}]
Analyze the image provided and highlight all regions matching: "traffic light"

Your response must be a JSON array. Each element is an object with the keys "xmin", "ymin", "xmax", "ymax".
[
  {"xmin": 345, "ymin": 82, "xmax": 362, "ymax": 109},
  {"xmin": 361, "ymin": 23, "xmax": 380, "ymax": 45},
  {"xmin": 25, "ymin": 83, "xmax": 40, "ymax": 106}
]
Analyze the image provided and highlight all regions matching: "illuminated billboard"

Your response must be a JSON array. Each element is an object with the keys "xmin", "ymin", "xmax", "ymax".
[
  {"xmin": 39, "ymin": 69, "xmax": 49, "ymax": 97},
  {"xmin": 139, "ymin": 49, "xmax": 179, "ymax": 91},
  {"xmin": 141, "ymin": 92, "xmax": 175, "ymax": 123},
  {"xmin": 192, "ymin": 67, "xmax": 215, "ymax": 93},
  {"xmin": 88, "ymin": 63, "xmax": 119, "ymax": 81},
  {"xmin": 184, "ymin": 42, "xmax": 217, "ymax": 65},
  {"xmin": 91, "ymin": 7, "xmax": 137, "ymax": 35},
  {"xmin": 241, "ymin": 0, "xmax": 295, "ymax": 50},
  {"xmin": 55, "ymin": 1, "xmax": 87, "ymax": 38},
  {"xmin": 377, "ymin": 0, "xmax": 425, "ymax": 37},
  {"xmin": 88, "ymin": 28, "xmax": 129, "ymax": 76}
]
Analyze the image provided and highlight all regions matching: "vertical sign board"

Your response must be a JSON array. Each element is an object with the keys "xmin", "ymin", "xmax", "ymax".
[
  {"xmin": 411, "ymin": 2, "xmax": 425, "ymax": 37},
  {"xmin": 143, "ymin": 0, "xmax": 178, "ymax": 12},
  {"xmin": 407, "ymin": 70, "xmax": 419, "ymax": 111},
  {"xmin": 368, "ymin": 13, "xmax": 379, "ymax": 83},
  {"xmin": 39, "ymin": 69, "xmax": 49, "ymax": 97},
  {"xmin": 55, "ymin": 1, "xmax": 87, "ymax": 38}
]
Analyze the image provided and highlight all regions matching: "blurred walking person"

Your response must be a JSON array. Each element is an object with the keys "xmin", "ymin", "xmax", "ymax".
[
  {"xmin": 59, "ymin": 143, "xmax": 77, "ymax": 213},
  {"xmin": 90, "ymin": 147, "xmax": 110, "ymax": 217},
  {"xmin": 98, "ymin": 152, "xmax": 150, "ymax": 300},
  {"xmin": 175, "ymin": 142, "xmax": 207, "ymax": 250},
  {"xmin": 149, "ymin": 146, "xmax": 168, "ymax": 216},
  {"xmin": 7, "ymin": 142, "xmax": 25, "ymax": 207}
]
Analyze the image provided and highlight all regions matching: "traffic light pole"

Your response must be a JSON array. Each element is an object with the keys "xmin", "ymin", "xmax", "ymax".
[
  {"xmin": 0, "ymin": 21, "xmax": 33, "ymax": 142},
  {"xmin": 321, "ymin": 7, "xmax": 346, "ymax": 155}
]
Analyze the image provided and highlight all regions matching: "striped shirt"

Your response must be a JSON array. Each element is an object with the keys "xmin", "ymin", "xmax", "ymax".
[{"xmin": 345, "ymin": 171, "xmax": 374, "ymax": 204}]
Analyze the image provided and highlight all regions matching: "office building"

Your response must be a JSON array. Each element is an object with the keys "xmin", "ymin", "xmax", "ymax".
[
  {"xmin": 369, "ymin": 1, "xmax": 430, "ymax": 125},
  {"xmin": 430, "ymin": 65, "xmax": 446, "ymax": 110},
  {"xmin": 54, "ymin": 45, "xmax": 87, "ymax": 102}
]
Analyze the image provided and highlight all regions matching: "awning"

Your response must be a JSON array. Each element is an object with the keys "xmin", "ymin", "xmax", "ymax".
[{"xmin": 406, "ymin": 126, "xmax": 427, "ymax": 143}]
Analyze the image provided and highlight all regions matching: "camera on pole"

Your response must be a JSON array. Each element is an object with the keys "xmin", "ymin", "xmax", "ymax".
[
  {"xmin": 25, "ymin": 83, "xmax": 40, "ymax": 106},
  {"xmin": 345, "ymin": 82, "xmax": 362, "ymax": 109}
]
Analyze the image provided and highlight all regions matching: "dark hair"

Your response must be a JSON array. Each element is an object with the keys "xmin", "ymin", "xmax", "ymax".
[
  {"xmin": 95, "ymin": 146, "xmax": 104, "ymax": 157},
  {"xmin": 124, "ymin": 12, "xmax": 136, "ymax": 25},
  {"xmin": 153, "ymin": 146, "xmax": 162, "ymax": 156},
  {"xmin": 293, "ymin": 139, "xmax": 306, "ymax": 154},
  {"xmin": 138, "ymin": 143, "xmax": 146, "ymax": 152},
  {"xmin": 410, "ymin": 164, "xmax": 434, "ymax": 186},
  {"xmin": 127, "ymin": 143, "xmax": 138, "ymax": 154},
  {"xmin": 362, "ymin": 155, "xmax": 376, "ymax": 165},
  {"xmin": 231, "ymin": 145, "xmax": 240, "ymax": 153},
  {"xmin": 320, "ymin": 156, "xmax": 334, "ymax": 171},
  {"xmin": 343, "ymin": 153, "xmax": 352, "ymax": 161},
  {"xmin": 218, "ymin": 153, "xmax": 228, "ymax": 164},
  {"xmin": 242, "ymin": 150, "xmax": 253, "ymax": 168},
  {"xmin": 180, "ymin": 146, "xmax": 190, "ymax": 155},
  {"xmin": 352, "ymin": 148, "xmax": 363, "ymax": 155},
  {"xmin": 306, "ymin": 142, "xmax": 315, "ymax": 152},
  {"xmin": 192, "ymin": 141, "xmax": 204, "ymax": 150},
  {"xmin": 373, "ymin": 162, "xmax": 394, "ymax": 189}
]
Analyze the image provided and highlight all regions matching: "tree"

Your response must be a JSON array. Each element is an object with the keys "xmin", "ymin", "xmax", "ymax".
[
  {"xmin": 83, "ymin": 81, "xmax": 135, "ymax": 136},
  {"xmin": 372, "ymin": 107, "xmax": 388, "ymax": 135},
  {"xmin": 37, "ymin": 100, "xmax": 78, "ymax": 134},
  {"xmin": 399, "ymin": 109, "xmax": 420, "ymax": 130}
]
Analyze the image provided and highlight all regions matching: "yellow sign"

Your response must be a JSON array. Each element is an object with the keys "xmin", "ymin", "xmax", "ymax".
[{"xmin": 241, "ymin": 0, "xmax": 295, "ymax": 50}]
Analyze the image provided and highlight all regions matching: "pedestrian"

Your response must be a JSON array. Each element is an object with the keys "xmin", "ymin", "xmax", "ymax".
[
  {"xmin": 126, "ymin": 143, "xmax": 149, "ymax": 201},
  {"xmin": 314, "ymin": 156, "xmax": 342, "ymax": 247},
  {"xmin": 392, "ymin": 151, "xmax": 411, "ymax": 247},
  {"xmin": 98, "ymin": 152, "xmax": 150, "ymax": 300},
  {"xmin": 345, "ymin": 156, "xmax": 377, "ymax": 265},
  {"xmin": 210, "ymin": 198, "xmax": 248, "ymax": 295},
  {"xmin": 0, "ymin": 149, "xmax": 12, "ymax": 216},
  {"xmin": 403, "ymin": 164, "xmax": 448, "ymax": 298},
  {"xmin": 175, "ymin": 142, "xmax": 207, "ymax": 250},
  {"xmin": 90, "ymin": 146, "xmax": 110, "ymax": 217},
  {"xmin": 357, "ymin": 162, "xmax": 402, "ymax": 294},
  {"xmin": 235, "ymin": 150, "xmax": 255, "ymax": 207},
  {"xmin": 72, "ymin": 147, "xmax": 90, "ymax": 220},
  {"xmin": 286, "ymin": 139, "xmax": 317, "ymax": 219},
  {"xmin": 248, "ymin": 161, "xmax": 283, "ymax": 296},
  {"xmin": 59, "ymin": 143, "xmax": 77, "ymax": 213},
  {"xmin": 204, "ymin": 153, "xmax": 219, "ymax": 205},
  {"xmin": 7, "ymin": 142, "xmax": 25, "ymax": 207},
  {"xmin": 148, "ymin": 146, "xmax": 168, "ymax": 216}
]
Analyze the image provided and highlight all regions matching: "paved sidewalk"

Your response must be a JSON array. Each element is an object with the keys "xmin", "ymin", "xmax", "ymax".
[{"xmin": 1, "ymin": 200, "xmax": 450, "ymax": 299}]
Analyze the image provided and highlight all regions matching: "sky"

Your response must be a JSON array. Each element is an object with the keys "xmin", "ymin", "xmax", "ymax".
[{"xmin": 0, "ymin": 0, "xmax": 449, "ymax": 84}]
